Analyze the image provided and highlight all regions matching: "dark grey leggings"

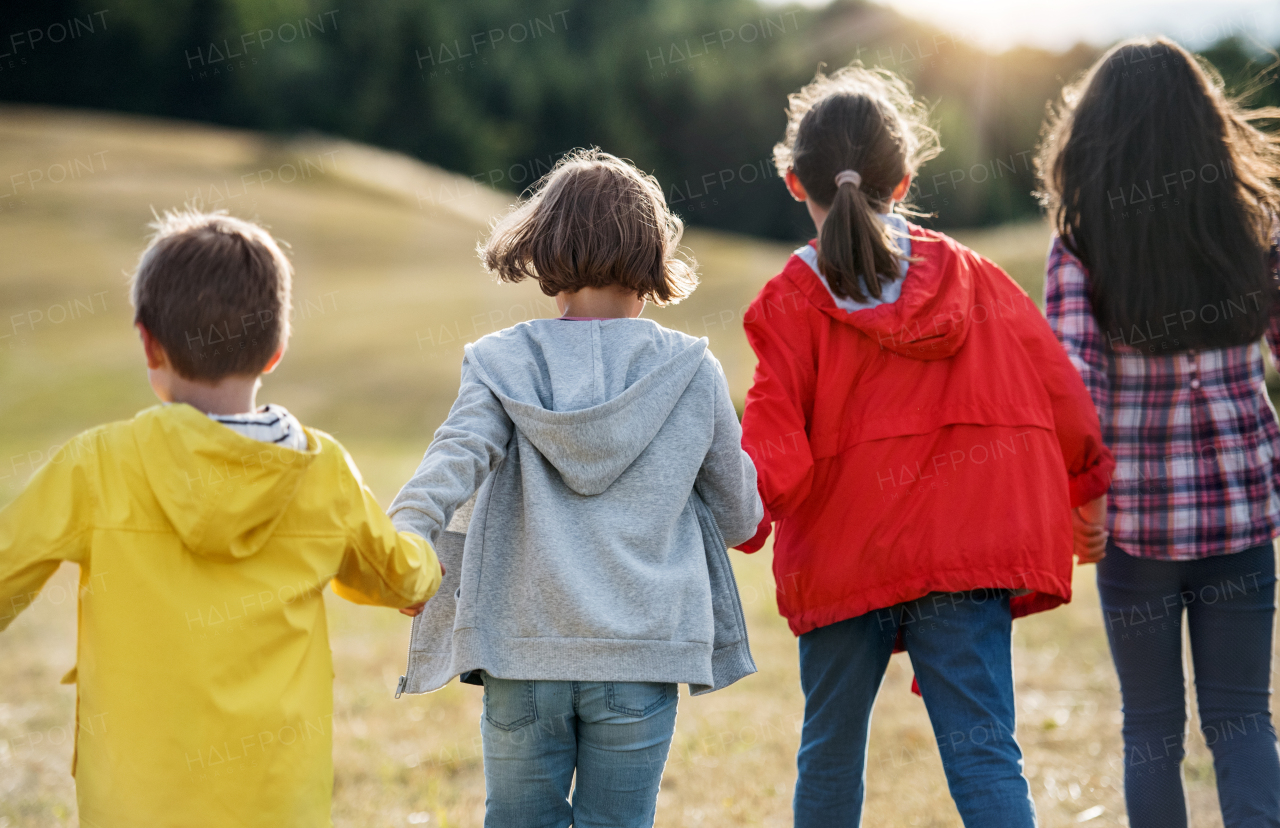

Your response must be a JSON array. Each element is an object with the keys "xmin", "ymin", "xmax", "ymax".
[{"xmin": 1098, "ymin": 541, "xmax": 1280, "ymax": 828}]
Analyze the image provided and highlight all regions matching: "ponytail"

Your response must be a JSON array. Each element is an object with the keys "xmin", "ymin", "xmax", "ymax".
[
  {"xmin": 773, "ymin": 63, "xmax": 941, "ymax": 304},
  {"xmin": 818, "ymin": 177, "xmax": 901, "ymax": 303}
]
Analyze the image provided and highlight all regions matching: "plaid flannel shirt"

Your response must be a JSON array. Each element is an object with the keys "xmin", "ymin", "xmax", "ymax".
[{"xmin": 1044, "ymin": 236, "xmax": 1280, "ymax": 560}]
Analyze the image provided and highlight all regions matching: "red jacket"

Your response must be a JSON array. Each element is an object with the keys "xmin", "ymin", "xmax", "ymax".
[{"xmin": 740, "ymin": 227, "xmax": 1114, "ymax": 636}]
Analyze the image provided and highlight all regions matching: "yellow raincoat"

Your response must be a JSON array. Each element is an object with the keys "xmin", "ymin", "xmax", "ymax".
[{"xmin": 0, "ymin": 403, "xmax": 441, "ymax": 827}]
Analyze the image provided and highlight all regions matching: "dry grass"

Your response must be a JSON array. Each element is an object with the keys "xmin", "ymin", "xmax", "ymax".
[{"xmin": 0, "ymin": 106, "xmax": 1264, "ymax": 827}]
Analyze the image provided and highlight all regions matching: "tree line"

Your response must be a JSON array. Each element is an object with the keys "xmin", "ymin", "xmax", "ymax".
[{"xmin": 0, "ymin": 0, "xmax": 1274, "ymax": 237}]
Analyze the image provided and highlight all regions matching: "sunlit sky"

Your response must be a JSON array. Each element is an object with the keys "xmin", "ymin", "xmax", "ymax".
[{"xmin": 765, "ymin": 0, "xmax": 1280, "ymax": 53}]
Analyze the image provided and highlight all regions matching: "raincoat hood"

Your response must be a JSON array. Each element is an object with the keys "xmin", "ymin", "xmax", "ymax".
[
  {"xmin": 794, "ymin": 230, "xmax": 976, "ymax": 360},
  {"xmin": 464, "ymin": 319, "xmax": 709, "ymax": 496},
  {"xmin": 135, "ymin": 404, "xmax": 320, "ymax": 560}
]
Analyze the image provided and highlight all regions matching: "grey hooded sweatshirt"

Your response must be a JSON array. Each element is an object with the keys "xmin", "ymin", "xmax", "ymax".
[{"xmin": 389, "ymin": 317, "xmax": 763, "ymax": 696}]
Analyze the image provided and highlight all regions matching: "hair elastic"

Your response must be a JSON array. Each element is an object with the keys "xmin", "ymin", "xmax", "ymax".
[{"xmin": 834, "ymin": 169, "xmax": 862, "ymax": 188}]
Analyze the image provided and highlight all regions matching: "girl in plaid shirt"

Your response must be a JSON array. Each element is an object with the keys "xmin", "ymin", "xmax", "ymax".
[{"xmin": 1040, "ymin": 36, "xmax": 1280, "ymax": 828}]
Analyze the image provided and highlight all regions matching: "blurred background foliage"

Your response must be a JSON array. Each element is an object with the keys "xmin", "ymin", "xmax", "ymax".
[{"xmin": 0, "ymin": 0, "xmax": 1276, "ymax": 239}]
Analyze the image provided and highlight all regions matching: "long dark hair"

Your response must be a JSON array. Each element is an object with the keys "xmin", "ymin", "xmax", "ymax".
[
  {"xmin": 1037, "ymin": 36, "xmax": 1280, "ymax": 351},
  {"xmin": 775, "ymin": 65, "xmax": 940, "ymax": 303}
]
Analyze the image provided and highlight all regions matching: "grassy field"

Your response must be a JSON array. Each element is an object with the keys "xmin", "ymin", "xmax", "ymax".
[{"xmin": 0, "ymin": 106, "xmax": 1266, "ymax": 827}]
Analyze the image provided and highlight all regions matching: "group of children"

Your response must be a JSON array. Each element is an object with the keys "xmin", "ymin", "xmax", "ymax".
[{"xmin": 1, "ymin": 34, "xmax": 1278, "ymax": 828}]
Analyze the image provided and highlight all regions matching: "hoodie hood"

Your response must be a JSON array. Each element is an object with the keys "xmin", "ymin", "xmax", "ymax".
[
  {"xmin": 791, "ymin": 225, "xmax": 976, "ymax": 360},
  {"xmin": 464, "ymin": 319, "xmax": 708, "ymax": 496},
  {"xmin": 133, "ymin": 404, "xmax": 319, "ymax": 559}
]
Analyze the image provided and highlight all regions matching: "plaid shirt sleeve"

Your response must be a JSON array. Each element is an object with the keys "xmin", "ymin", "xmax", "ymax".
[{"xmin": 1044, "ymin": 236, "xmax": 1111, "ymax": 423}]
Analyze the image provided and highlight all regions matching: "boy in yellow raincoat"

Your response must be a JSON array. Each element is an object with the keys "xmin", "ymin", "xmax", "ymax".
[{"xmin": 0, "ymin": 210, "xmax": 442, "ymax": 827}]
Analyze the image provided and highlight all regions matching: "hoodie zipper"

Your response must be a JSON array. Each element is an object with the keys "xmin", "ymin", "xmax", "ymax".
[
  {"xmin": 702, "ymin": 496, "xmax": 729, "ymax": 554},
  {"xmin": 395, "ymin": 611, "xmax": 420, "ymax": 699},
  {"xmin": 695, "ymin": 492, "xmax": 752, "ymax": 646}
]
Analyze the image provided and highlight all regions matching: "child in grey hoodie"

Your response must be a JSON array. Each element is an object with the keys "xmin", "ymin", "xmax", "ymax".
[{"xmin": 389, "ymin": 149, "xmax": 763, "ymax": 827}]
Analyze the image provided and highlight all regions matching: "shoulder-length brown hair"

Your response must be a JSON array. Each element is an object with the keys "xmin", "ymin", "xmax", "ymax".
[
  {"xmin": 479, "ymin": 148, "xmax": 697, "ymax": 305},
  {"xmin": 1037, "ymin": 36, "xmax": 1280, "ymax": 351}
]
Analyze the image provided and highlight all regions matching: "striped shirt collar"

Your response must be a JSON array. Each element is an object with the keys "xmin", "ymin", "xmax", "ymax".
[{"xmin": 208, "ymin": 404, "xmax": 308, "ymax": 452}]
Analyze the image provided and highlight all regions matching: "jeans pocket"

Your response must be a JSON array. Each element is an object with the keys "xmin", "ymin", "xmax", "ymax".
[
  {"xmin": 482, "ymin": 675, "xmax": 537, "ymax": 732},
  {"xmin": 604, "ymin": 681, "xmax": 675, "ymax": 718}
]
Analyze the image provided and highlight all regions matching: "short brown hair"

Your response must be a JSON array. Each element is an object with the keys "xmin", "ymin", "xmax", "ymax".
[
  {"xmin": 131, "ymin": 210, "xmax": 292, "ymax": 381},
  {"xmin": 479, "ymin": 148, "xmax": 697, "ymax": 305}
]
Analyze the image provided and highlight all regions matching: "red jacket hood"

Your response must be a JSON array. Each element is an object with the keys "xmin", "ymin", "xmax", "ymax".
[{"xmin": 788, "ymin": 227, "xmax": 975, "ymax": 360}]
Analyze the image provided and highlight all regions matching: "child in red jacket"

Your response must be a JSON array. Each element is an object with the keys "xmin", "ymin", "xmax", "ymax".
[{"xmin": 739, "ymin": 65, "xmax": 1115, "ymax": 827}]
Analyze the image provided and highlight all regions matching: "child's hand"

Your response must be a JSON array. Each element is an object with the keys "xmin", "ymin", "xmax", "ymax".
[
  {"xmin": 1072, "ymin": 495, "xmax": 1108, "ymax": 564},
  {"xmin": 398, "ymin": 562, "xmax": 446, "ymax": 616}
]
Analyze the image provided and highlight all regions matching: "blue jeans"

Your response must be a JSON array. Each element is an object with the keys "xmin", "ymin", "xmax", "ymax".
[
  {"xmin": 1097, "ymin": 541, "xmax": 1280, "ymax": 828},
  {"xmin": 479, "ymin": 674, "xmax": 678, "ymax": 828},
  {"xmin": 794, "ymin": 589, "xmax": 1036, "ymax": 828}
]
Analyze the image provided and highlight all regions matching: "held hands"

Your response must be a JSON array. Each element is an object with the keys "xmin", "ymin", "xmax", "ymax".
[
  {"xmin": 1072, "ymin": 495, "xmax": 1108, "ymax": 564},
  {"xmin": 399, "ymin": 561, "xmax": 446, "ymax": 617}
]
